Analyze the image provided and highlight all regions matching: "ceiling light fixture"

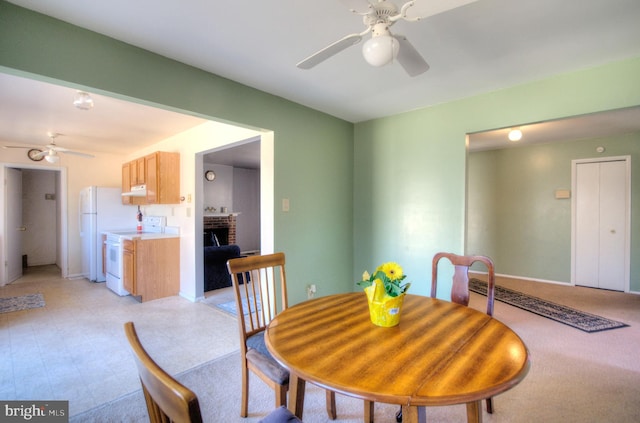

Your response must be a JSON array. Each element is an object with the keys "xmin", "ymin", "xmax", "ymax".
[
  {"xmin": 73, "ymin": 91, "xmax": 94, "ymax": 110},
  {"xmin": 508, "ymin": 129, "xmax": 523, "ymax": 142},
  {"xmin": 45, "ymin": 150, "xmax": 59, "ymax": 163},
  {"xmin": 362, "ymin": 23, "xmax": 399, "ymax": 67}
]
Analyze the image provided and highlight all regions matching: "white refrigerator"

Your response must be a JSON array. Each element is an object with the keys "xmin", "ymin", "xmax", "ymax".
[{"xmin": 80, "ymin": 186, "xmax": 134, "ymax": 282}]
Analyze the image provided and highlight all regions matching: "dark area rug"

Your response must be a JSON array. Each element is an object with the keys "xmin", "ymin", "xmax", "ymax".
[
  {"xmin": 469, "ymin": 279, "xmax": 628, "ymax": 333},
  {"xmin": 0, "ymin": 293, "xmax": 45, "ymax": 313}
]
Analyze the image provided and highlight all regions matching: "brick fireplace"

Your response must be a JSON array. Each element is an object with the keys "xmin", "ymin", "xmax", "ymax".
[{"xmin": 204, "ymin": 215, "xmax": 237, "ymax": 246}]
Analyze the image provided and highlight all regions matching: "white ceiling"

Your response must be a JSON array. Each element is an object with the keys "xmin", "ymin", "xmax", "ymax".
[{"xmin": 2, "ymin": 0, "xmax": 640, "ymax": 158}]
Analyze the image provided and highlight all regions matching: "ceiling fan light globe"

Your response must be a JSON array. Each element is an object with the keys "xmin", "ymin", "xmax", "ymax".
[
  {"xmin": 362, "ymin": 35, "xmax": 399, "ymax": 67},
  {"xmin": 45, "ymin": 149, "xmax": 60, "ymax": 163},
  {"xmin": 73, "ymin": 91, "xmax": 94, "ymax": 110},
  {"xmin": 45, "ymin": 154, "xmax": 60, "ymax": 163}
]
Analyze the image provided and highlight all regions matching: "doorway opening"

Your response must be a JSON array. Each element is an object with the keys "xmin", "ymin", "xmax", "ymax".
[{"xmin": 2, "ymin": 164, "xmax": 68, "ymax": 285}]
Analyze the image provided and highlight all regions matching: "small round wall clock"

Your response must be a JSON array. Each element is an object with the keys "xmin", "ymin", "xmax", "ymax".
[
  {"xmin": 28, "ymin": 148, "xmax": 45, "ymax": 161},
  {"xmin": 204, "ymin": 170, "xmax": 216, "ymax": 181}
]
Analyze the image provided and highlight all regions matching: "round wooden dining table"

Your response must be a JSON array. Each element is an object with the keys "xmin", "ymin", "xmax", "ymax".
[{"xmin": 265, "ymin": 292, "xmax": 530, "ymax": 423}]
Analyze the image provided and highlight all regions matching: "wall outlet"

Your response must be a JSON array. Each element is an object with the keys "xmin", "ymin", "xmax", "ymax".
[{"xmin": 306, "ymin": 284, "xmax": 317, "ymax": 299}]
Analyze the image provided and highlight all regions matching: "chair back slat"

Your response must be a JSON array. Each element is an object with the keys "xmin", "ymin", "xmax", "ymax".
[
  {"xmin": 228, "ymin": 253, "xmax": 288, "ymax": 343},
  {"xmin": 431, "ymin": 252, "xmax": 495, "ymax": 316}
]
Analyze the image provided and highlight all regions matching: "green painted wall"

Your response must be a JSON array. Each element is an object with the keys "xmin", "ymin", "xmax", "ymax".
[
  {"xmin": 0, "ymin": 1, "xmax": 353, "ymax": 304},
  {"xmin": 354, "ymin": 59, "xmax": 640, "ymax": 298},
  {"xmin": 468, "ymin": 132, "xmax": 640, "ymax": 290}
]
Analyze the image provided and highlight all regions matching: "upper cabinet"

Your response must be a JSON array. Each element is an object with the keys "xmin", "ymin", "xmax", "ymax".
[{"xmin": 122, "ymin": 151, "xmax": 180, "ymax": 205}]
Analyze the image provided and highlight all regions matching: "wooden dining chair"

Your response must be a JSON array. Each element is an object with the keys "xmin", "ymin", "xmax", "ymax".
[
  {"xmin": 125, "ymin": 321, "xmax": 203, "ymax": 423},
  {"xmin": 395, "ymin": 252, "xmax": 496, "ymax": 422},
  {"xmin": 227, "ymin": 252, "xmax": 337, "ymax": 419},
  {"xmin": 125, "ymin": 321, "xmax": 302, "ymax": 423},
  {"xmin": 431, "ymin": 252, "xmax": 496, "ymax": 413}
]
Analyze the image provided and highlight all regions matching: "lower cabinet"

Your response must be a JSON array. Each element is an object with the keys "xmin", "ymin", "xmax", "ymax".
[{"xmin": 122, "ymin": 237, "xmax": 180, "ymax": 302}]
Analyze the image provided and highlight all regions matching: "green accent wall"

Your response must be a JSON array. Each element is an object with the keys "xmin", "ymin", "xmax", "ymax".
[
  {"xmin": 354, "ymin": 59, "xmax": 640, "ymax": 297},
  {"xmin": 468, "ymin": 132, "xmax": 640, "ymax": 287}
]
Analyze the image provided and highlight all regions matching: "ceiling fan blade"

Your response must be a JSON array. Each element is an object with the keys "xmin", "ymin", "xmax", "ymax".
[
  {"xmin": 297, "ymin": 32, "xmax": 364, "ymax": 69},
  {"xmin": 403, "ymin": 0, "xmax": 478, "ymax": 21},
  {"xmin": 339, "ymin": 0, "xmax": 374, "ymax": 14},
  {"xmin": 60, "ymin": 150, "xmax": 95, "ymax": 158},
  {"xmin": 3, "ymin": 145, "xmax": 31, "ymax": 149},
  {"xmin": 393, "ymin": 35, "xmax": 430, "ymax": 77},
  {"xmin": 32, "ymin": 150, "xmax": 48, "ymax": 159}
]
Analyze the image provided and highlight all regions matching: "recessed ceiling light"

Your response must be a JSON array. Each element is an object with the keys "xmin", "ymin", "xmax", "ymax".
[{"xmin": 508, "ymin": 129, "xmax": 523, "ymax": 142}]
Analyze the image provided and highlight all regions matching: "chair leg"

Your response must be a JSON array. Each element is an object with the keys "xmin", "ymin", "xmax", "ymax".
[
  {"xmin": 486, "ymin": 397, "xmax": 494, "ymax": 414},
  {"xmin": 364, "ymin": 400, "xmax": 374, "ymax": 423},
  {"xmin": 326, "ymin": 390, "xmax": 337, "ymax": 419},
  {"xmin": 395, "ymin": 405, "xmax": 402, "ymax": 422},
  {"xmin": 240, "ymin": 364, "xmax": 249, "ymax": 417},
  {"xmin": 276, "ymin": 384, "xmax": 287, "ymax": 408}
]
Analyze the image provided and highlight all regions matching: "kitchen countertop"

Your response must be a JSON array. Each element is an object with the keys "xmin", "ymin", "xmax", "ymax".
[
  {"xmin": 103, "ymin": 225, "xmax": 180, "ymax": 241},
  {"xmin": 119, "ymin": 232, "xmax": 180, "ymax": 241}
]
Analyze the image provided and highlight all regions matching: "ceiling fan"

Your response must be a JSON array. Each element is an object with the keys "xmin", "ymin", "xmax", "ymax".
[
  {"xmin": 3, "ymin": 132, "xmax": 95, "ymax": 163},
  {"xmin": 297, "ymin": 0, "xmax": 478, "ymax": 76}
]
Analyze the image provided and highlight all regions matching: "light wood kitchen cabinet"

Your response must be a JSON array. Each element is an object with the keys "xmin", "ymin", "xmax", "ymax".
[
  {"xmin": 121, "ymin": 151, "xmax": 180, "ymax": 205},
  {"xmin": 121, "ymin": 162, "xmax": 132, "ymax": 205},
  {"xmin": 122, "ymin": 239, "xmax": 136, "ymax": 294},
  {"xmin": 145, "ymin": 151, "xmax": 180, "ymax": 204},
  {"xmin": 122, "ymin": 161, "xmax": 145, "ymax": 206},
  {"xmin": 135, "ymin": 157, "xmax": 145, "ymax": 185},
  {"xmin": 122, "ymin": 237, "xmax": 180, "ymax": 302}
]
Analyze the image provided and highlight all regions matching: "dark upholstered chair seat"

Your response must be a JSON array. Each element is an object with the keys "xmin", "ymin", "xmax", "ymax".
[{"xmin": 258, "ymin": 406, "xmax": 302, "ymax": 423}]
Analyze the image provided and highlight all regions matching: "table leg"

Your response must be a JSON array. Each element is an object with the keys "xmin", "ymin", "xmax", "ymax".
[
  {"xmin": 288, "ymin": 372, "xmax": 306, "ymax": 420},
  {"xmin": 466, "ymin": 401, "xmax": 482, "ymax": 423},
  {"xmin": 401, "ymin": 405, "xmax": 426, "ymax": 423}
]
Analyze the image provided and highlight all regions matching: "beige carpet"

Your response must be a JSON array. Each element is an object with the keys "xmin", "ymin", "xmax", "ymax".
[{"xmin": 71, "ymin": 276, "xmax": 640, "ymax": 422}]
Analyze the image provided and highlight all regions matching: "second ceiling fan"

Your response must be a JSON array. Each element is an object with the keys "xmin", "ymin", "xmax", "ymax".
[
  {"xmin": 297, "ymin": 0, "xmax": 478, "ymax": 76},
  {"xmin": 4, "ymin": 132, "xmax": 95, "ymax": 163}
]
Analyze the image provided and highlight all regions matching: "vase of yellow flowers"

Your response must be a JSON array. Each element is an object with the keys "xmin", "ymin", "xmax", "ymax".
[{"xmin": 357, "ymin": 262, "xmax": 411, "ymax": 327}]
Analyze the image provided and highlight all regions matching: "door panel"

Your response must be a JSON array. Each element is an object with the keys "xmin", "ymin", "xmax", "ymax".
[
  {"xmin": 574, "ymin": 162, "xmax": 599, "ymax": 288},
  {"xmin": 598, "ymin": 161, "xmax": 626, "ymax": 291}
]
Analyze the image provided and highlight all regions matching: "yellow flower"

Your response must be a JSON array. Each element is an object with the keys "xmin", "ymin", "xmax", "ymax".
[
  {"xmin": 377, "ymin": 262, "xmax": 403, "ymax": 281},
  {"xmin": 362, "ymin": 270, "xmax": 370, "ymax": 281}
]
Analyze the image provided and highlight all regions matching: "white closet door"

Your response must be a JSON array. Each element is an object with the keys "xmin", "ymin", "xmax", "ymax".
[
  {"xmin": 597, "ymin": 161, "xmax": 627, "ymax": 291},
  {"xmin": 574, "ymin": 162, "xmax": 600, "ymax": 288},
  {"xmin": 573, "ymin": 158, "xmax": 629, "ymax": 291}
]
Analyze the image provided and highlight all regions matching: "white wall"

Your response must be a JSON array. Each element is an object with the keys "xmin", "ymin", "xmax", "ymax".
[{"xmin": 202, "ymin": 164, "xmax": 233, "ymax": 211}]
